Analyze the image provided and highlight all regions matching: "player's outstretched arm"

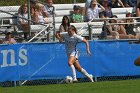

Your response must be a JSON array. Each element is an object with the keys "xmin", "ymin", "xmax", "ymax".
[{"xmin": 82, "ymin": 38, "xmax": 91, "ymax": 55}]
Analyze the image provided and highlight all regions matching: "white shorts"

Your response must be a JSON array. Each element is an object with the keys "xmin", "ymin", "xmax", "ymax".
[{"xmin": 67, "ymin": 50, "xmax": 79, "ymax": 59}]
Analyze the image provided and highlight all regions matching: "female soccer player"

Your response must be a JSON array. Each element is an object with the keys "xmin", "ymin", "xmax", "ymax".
[{"xmin": 56, "ymin": 25, "xmax": 94, "ymax": 82}]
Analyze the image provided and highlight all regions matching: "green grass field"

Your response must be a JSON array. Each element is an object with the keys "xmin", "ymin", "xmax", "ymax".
[{"xmin": 1, "ymin": 79, "xmax": 140, "ymax": 93}]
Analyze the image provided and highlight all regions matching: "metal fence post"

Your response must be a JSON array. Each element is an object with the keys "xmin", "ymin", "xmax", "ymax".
[
  {"xmin": 94, "ymin": 77, "xmax": 98, "ymax": 82},
  {"xmin": 88, "ymin": 24, "xmax": 92, "ymax": 40},
  {"xmin": 13, "ymin": 81, "xmax": 17, "ymax": 87},
  {"xmin": 52, "ymin": 6, "xmax": 56, "ymax": 41},
  {"xmin": 27, "ymin": 0, "xmax": 31, "ymax": 39}
]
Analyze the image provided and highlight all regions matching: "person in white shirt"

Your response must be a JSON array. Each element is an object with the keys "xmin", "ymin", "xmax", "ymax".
[
  {"xmin": 56, "ymin": 25, "xmax": 94, "ymax": 82},
  {"xmin": 44, "ymin": 0, "xmax": 55, "ymax": 17},
  {"xmin": 18, "ymin": 4, "xmax": 28, "ymax": 24},
  {"xmin": 86, "ymin": 0, "xmax": 105, "ymax": 21},
  {"xmin": 18, "ymin": 4, "xmax": 29, "ymax": 39},
  {"xmin": 34, "ymin": 3, "xmax": 47, "ymax": 24}
]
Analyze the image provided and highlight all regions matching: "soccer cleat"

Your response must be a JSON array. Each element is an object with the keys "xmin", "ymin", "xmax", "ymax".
[
  {"xmin": 88, "ymin": 74, "xmax": 94, "ymax": 82},
  {"xmin": 73, "ymin": 78, "xmax": 78, "ymax": 83}
]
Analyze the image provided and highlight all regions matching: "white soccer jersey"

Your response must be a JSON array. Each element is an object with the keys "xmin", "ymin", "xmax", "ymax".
[{"xmin": 60, "ymin": 32, "xmax": 84, "ymax": 56}]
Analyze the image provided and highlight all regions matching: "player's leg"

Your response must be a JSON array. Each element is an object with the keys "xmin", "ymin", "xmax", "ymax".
[
  {"xmin": 134, "ymin": 56, "xmax": 140, "ymax": 66},
  {"xmin": 68, "ymin": 56, "xmax": 77, "ymax": 81},
  {"xmin": 73, "ymin": 60, "xmax": 94, "ymax": 82}
]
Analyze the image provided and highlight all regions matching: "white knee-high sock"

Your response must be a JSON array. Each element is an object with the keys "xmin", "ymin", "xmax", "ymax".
[
  {"xmin": 81, "ymin": 68, "xmax": 90, "ymax": 77},
  {"xmin": 70, "ymin": 65, "xmax": 77, "ymax": 79}
]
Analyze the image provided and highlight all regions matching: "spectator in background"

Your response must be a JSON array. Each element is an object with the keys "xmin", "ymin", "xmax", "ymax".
[
  {"xmin": 43, "ymin": 0, "xmax": 55, "ymax": 41},
  {"xmin": 109, "ymin": 15, "xmax": 135, "ymax": 39},
  {"xmin": 18, "ymin": 0, "xmax": 48, "ymax": 22},
  {"xmin": 71, "ymin": 5, "xmax": 83, "ymax": 23},
  {"xmin": 59, "ymin": 15, "xmax": 70, "ymax": 32},
  {"xmin": 85, "ymin": 0, "xmax": 92, "ymax": 21},
  {"xmin": 110, "ymin": 0, "xmax": 125, "ymax": 8},
  {"xmin": 123, "ymin": 0, "xmax": 137, "ymax": 7},
  {"xmin": 18, "ymin": 4, "xmax": 28, "ymax": 25},
  {"xmin": 85, "ymin": 0, "xmax": 100, "ymax": 21},
  {"xmin": 86, "ymin": 0, "xmax": 100, "ymax": 7},
  {"xmin": 2, "ymin": 31, "xmax": 16, "ymax": 44},
  {"xmin": 86, "ymin": 0, "xmax": 105, "ymax": 21},
  {"xmin": 99, "ymin": 20, "xmax": 119, "ymax": 40},
  {"xmin": 100, "ymin": 0, "xmax": 113, "ymax": 18},
  {"xmin": 30, "ymin": 0, "xmax": 37, "ymax": 18},
  {"xmin": 136, "ymin": 1, "xmax": 140, "ymax": 27},
  {"xmin": 136, "ymin": 1, "xmax": 140, "ymax": 17},
  {"xmin": 125, "ymin": 11, "xmax": 136, "ymax": 36},
  {"xmin": 17, "ymin": 4, "xmax": 29, "ymax": 39},
  {"xmin": 120, "ymin": 0, "xmax": 136, "ymax": 9},
  {"xmin": 30, "ymin": 0, "xmax": 48, "ymax": 18},
  {"xmin": 44, "ymin": 0, "xmax": 55, "ymax": 17},
  {"xmin": 57, "ymin": 15, "xmax": 70, "ymax": 42},
  {"xmin": 33, "ymin": 3, "xmax": 47, "ymax": 24},
  {"xmin": 120, "ymin": 0, "xmax": 129, "ymax": 7}
]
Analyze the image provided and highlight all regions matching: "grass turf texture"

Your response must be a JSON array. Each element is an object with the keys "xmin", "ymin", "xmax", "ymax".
[{"xmin": 1, "ymin": 79, "xmax": 140, "ymax": 93}]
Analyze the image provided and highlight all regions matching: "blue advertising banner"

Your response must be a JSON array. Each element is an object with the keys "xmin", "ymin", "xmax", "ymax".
[
  {"xmin": 91, "ymin": 40, "xmax": 140, "ymax": 77},
  {"xmin": 0, "ymin": 40, "xmax": 140, "ymax": 82}
]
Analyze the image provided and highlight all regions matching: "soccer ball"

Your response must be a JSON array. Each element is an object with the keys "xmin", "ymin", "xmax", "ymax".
[{"xmin": 65, "ymin": 76, "xmax": 73, "ymax": 83}]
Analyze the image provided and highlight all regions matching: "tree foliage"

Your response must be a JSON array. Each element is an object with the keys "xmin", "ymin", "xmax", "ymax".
[{"xmin": 0, "ymin": 0, "xmax": 85, "ymax": 6}]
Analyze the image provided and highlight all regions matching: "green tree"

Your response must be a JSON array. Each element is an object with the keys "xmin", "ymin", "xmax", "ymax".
[{"xmin": 0, "ymin": 0, "xmax": 85, "ymax": 6}]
